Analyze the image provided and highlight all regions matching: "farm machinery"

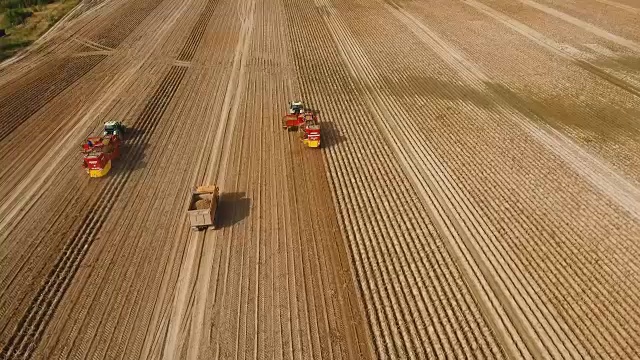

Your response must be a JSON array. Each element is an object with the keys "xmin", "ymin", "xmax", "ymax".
[
  {"xmin": 187, "ymin": 185, "xmax": 220, "ymax": 231},
  {"xmin": 103, "ymin": 121, "xmax": 126, "ymax": 137},
  {"xmin": 282, "ymin": 100, "xmax": 321, "ymax": 148},
  {"xmin": 81, "ymin": 121, "xmax": 125, "ymax": 178}
]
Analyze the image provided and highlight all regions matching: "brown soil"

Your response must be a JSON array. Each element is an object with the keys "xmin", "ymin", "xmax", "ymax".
[{"xmin": 1, "ymin": 0, "xmax": 640, "ymax": 358}]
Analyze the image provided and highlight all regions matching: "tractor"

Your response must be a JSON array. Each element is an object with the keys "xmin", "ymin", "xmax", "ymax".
[
  {"xmin": 288, "ymin": 100, "xmax": 304, "ymax": 115},
  {"xmin": 282, "ymin": 101, "xmax": 321, "ymax": 147},
  {"xmin": 103, "ymin": 121, "xmax": 126, "ymax": 138},
  {"xmin": 81, "ymin": 121, "xmax": 126, "ymax": 178},
  {"xmin": 283, "ymin": 101, "xmax": 306, "ymax": 130}
]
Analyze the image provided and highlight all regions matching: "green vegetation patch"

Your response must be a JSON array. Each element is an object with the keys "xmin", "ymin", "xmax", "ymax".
[{"xmin": 0, "ymin": 0, "xmax": 79, "ymax": 61}]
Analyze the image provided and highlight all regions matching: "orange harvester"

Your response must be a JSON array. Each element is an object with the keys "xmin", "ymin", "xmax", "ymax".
[{"xmin": 81, "ymin": 135, "xmax": 121, "ymax": 177}]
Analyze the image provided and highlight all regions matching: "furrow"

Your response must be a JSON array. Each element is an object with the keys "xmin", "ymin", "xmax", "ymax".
[
  {"xmin": 0, "ymin": 65, "xmax": 187, "ymax": 360},
  {"xmin": 282, "ymin": 0, "xmax": 510, "ymax": 357},
  {"xmin": 0, "ymin": 55, "xmax": 105, "ymax": 142},
  {"xmin": 338, "ymin": 0, "xmax": 640, "ymax": 356}
]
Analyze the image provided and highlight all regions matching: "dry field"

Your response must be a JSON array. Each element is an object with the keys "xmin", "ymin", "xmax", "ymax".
[{"xmin": 1, "ymin": 0, "xmax": 639, "ymax": 358}]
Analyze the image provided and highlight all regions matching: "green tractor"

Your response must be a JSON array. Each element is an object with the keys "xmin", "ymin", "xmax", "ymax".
[{"xmin": 103, "ymin": 121, "xmax": 126, "ymax": 138}]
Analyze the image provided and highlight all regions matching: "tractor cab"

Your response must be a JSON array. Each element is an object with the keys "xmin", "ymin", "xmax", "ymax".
[
  {"xmin": 288, "ymin": 101, "xmax": 304, "ymax": 115},
  {"xmin": 103, "ymin": 121, "xmax": 125, "ymax": 138}
]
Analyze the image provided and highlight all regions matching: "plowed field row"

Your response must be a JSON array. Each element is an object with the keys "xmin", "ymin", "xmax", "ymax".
[
  {"xmin": 37, "ymin": 65, "xmax": 202, "ymax": 360},
  {"xmin": 0, "ymin": 64, "xmax": 187, "ymax": 360},
  {"xmin": 177, "ymin": 0, "xmax": 220, "ymax": 62},
  {"xmin": 313, "ymin": 2, "xmax": 527, "ymax": 357},
  {"xmin": 2, "ymin": 0, "xmax": 640, "ymax": 358},
  {"xmin": 515, "ymin": 0, "xmax": 640, "ymax": 45},
  {"xmin": 24, "ymin": 0, "xmax": 215, "ymax": 355},
  {"xmin": 0, "ymin": 54, "xmax": 104, "ymax": 142},
  {"xmin": 87, "ymin": 0, "xmax": 166, "ymax": 49},
  {"xmin": 0, "ymin": 0, "xmax": 168, "ymax": 142},
  {"xmin": 157, "ymin": 0, "xmax": 256, "ymax": 356},
  {"xmin": 322, "ymin": 0, "xmax": 640, "ymax": 357},
  {"xmin": 283, "ymin": 0, "xmax": 512, "ymax": 358},
  {"xmin": 382, "ymin": 0, "xmax": 640, "ymax": 268},
  {"xmin": 0, "ymin": 0, "xmax": 202, "ymax": 350},
  {"xmin": 0, "ymin": 56, "xmax": 172, "ymax": 329},
  {"xmin": 40, "ymin": 22, "xmax": 231, "ymax": 360},
  {"xmin": 406, "ymin": 0, "xmax": 640, "ymax": 182},
  {"xmin": 136, "ymin": 1, "xmax": 247, "ymax": 357},
  {"xmin": 469, "ymin": 0, "xmax": 640, "ymax": 87},
  {"xmin": 0, "ymin": 1, "xmax": 197, "ymax": 347},
  {"xmin": 147, "ymin": 0, "xmax": 372, "ymax": 357},
  {"xmin": 0, "ymin": 0, "xmax": 198, "ymax": 228}
]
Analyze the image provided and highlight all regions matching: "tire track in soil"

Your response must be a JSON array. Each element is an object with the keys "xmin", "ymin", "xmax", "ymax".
[
  {"xmin": 282, "ymin": 5, "xmax": 409, "ymax": 357},
  {"xmin": 309, "ymin": 0, "xmax": 540, "ymax": 357},
  {"xmin": 369, "ymin": 3, "xmax": 587, "ymax": 357},
  {"xmin": 0, "ymin": 65, "xmax": 187, "ymax": 360},
  {"xmin": 0, "ymin": 61, "xmax": 170, "ymax": 327},
  {"xmin": 176, "ymin": 0, "xmax": 221, "ymax": 62},
  {"xmin": 185, "ymin": 0, "xmax": 257, "ymax": 357},
  {"xmin": 325, "ymin": 15, "xmax": 540, "ymax": 358},
  {"xmin": 2, "ymin": 0, "xmax": 202, "ymax": 354},
  {"xmin": 55, "ymin": 65, "xmax": 205, "ymax": 360},
  {"xmin": 461, "ymin": 0, "xmax": 640, "ymax": 99},
  {"xmin": 515, "ymin": 0, "xmax": 640, "ymax": 48},
  {"xmin": 401, "ymin": 0, "xmax": 640, "ymax": 185},
  {"xmin": 117, "ymin": 1, "xmax": 248, "ymax": 357},
  {"xmin": 595, "ymin": 0, "xmax": 640, "ymax": 14},
  {"xmin": 267, "ymin": 0, "xmax": 374, "ymax": 355},
  {"xmin": 135, "ymin": 3, "xmax": 242, "ymax": 358},
  {"xmin": 0, "ymin": 0, "xmax": 196, "ymax": 253},
  {"xmin": 389, "ymin": 0, "xmax": 640, "ymax": 223},
  {"xmin": 0, "ymin": 164, "xmax": 92, "ymax": 348}
]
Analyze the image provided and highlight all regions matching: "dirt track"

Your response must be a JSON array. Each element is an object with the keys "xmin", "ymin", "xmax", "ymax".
[{"xmin": 1, "ymin": 0, "xmax": 640, "ymax": 358}]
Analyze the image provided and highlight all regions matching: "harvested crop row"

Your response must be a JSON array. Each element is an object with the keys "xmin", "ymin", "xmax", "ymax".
[
  {"xmin": 26, "ymin": 7, "xmax": 216, "ymax": 359},
  {"xmin": 0, "ymin": 0, "xmax": 208, "ymax": 355},
  {"xmin": 406, "ymin": 0, "xmax": 640, "ymax": 182},
  {"xmin": 86, "ymin": 0, "xmax": 167, "ymax": 49},
  {"xmin": 38, "ymin": 67, "xmax": 205, "ymax": 359},
  {"xmin": 0, "ymin": 54, "xmax": 104, "ymax": 142},
  {"xmin": 0, "ymin": 4, "xmax": 191, "ymax": 351},
  {"xmin": 325, "ymin": 0, "xmax": 640, "ymax": 356},
  {"xmin": 0, "ymin": 0, "xmax": 168, "ymax": 141},
  {"xmin": 0, "ymin": 0, "xmax": 202, "ymax": 227},
  {"xmin": 1, "ymin": 62, "xmax": 188, "ymax": 359},
  {"xmin": 151, "ymin": 0, "xmax": 373, "ymax": 357},
  {"xmin": 282, "ymin": 0, "xmax": 510, "ymax": 358},
  {"xmin": 135, "ymin": 3, "xmax": 249, "ymax": 356},
  {"xmin": 510, "ymin": 0, "xmax": 640, "ymax": 43}
]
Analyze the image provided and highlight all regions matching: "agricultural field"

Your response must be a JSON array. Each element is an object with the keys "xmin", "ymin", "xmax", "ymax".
[{"xmin": 0, "ymin": 0, "xmax": 639, "ymax": 358}]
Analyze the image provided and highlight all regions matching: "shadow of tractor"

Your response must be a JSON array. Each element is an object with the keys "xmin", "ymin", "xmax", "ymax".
[{"xmin": 319, "ymin": 121, "xmax": 344, "ymax": 149}]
